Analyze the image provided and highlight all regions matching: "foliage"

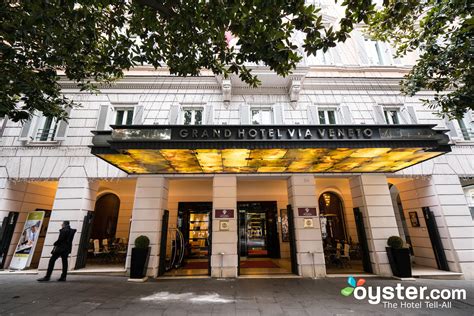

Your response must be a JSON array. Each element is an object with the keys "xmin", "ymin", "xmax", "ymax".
[
  {"xmin": 0, "ymin": 0, "xmax": 375, "ymax": 122},
  {"xmin": 2, "ymin": 1, "xmax": 471, "ymax": 122},
  {"xmin": 387, "ymin": 236, "xmax": 404, "ymax": 249},
  {"xmin": 367, "ymin": 0, "xmax": 474, "ymax": 119},
  {"xmin": 134, "ymin": 235, "xmax": 150, "ymax": 249}
]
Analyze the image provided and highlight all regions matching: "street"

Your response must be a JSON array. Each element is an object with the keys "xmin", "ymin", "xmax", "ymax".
[{"xmin": 0, "ymin": 275, "xmax": 472, "ymax": 315}]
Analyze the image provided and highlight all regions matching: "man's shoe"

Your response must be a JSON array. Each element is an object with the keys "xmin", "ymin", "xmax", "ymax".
[
  {"xmin": 37, "ymin": 277, "xmax": 50, "ymax": 282},
  {"xmin": 57, "ymin": 277, "xmax": 66, "ymax": 282}
]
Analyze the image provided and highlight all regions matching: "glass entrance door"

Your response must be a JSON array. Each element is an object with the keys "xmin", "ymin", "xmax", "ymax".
[
  {"xmin": 238, "ymin": 201, "xmax": 292, "ymax": 275},
  {"xmin": 163, "ymin": 202, "xmax": 212, "ymax": 276},
  {"xmin": 246, "ymin": 212, "xmax": 268, "ymax": 257},
  {"xmin": 237, "ymin": 202, "xmax": 280, "ymax": 258},
  {"xmin": 188, "ymin": 211, "xmax": 210, "ymax": 259}
]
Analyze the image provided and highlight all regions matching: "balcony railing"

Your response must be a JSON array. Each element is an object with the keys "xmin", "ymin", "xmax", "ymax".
[{"xmin": 35, "ymin": 128, "xmax": 57, "ymax": 142}]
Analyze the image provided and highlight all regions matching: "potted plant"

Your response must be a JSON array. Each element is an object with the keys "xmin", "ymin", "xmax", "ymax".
[
  {"xmin": 130, "ymin": 235, "xmax": 150, "ymax": 279},
  {"xmin": 386, "ymin": 236, "xmax": 412, "ymax": 278}
]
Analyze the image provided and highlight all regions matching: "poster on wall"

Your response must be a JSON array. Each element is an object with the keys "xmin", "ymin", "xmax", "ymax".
[{"xmin": 9, "ymin": 211, "xmax": 45, "ymax": 270}]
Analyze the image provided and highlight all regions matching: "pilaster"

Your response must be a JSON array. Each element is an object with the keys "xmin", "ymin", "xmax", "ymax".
[
  {"xmin": 349, "ymin": 174, "xmax": 398, "ymax": 276},
  {"xmin": 211, "ymin": 175, "xmax": 238, "ymax": 277},
  {"xmin": 287, "ymin": 175, "xmax": 325, "ymax": 277},
  {"xmin": 127, "ymin": 176, "xmax": 169, "ymax": 277}
]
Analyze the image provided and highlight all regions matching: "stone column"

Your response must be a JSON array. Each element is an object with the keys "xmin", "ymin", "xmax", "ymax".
[
  {"xmin": 287, "ymin": 175, "xmax": 325, "ymax": 277},
  {"xmin": 417, "ymin": 175, "xmax": 474, "ymax": 278},
  {"xmin": 39, "ymin": 177, "xmax": 99, "ymax": 272},
  {"xmin": 211, "ymin": 175, "xmax": 238, "ymax": 277},
  {"xmin": 349, "ymin": 174, "xmax": 399, "ymax": 276},
  {"xmin": 127, "ymin": 176, "xmax": 168, "ymax": 278}
]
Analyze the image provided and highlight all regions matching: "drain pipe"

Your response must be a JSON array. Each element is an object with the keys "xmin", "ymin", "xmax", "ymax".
[{"xmin": 219, "ymin": 252, "xmax": 225, "ymax": 279}]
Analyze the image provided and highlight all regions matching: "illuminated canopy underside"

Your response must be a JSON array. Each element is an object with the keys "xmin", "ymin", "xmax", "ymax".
[{"xmin": 91, "ymin": 125, "xmax": 450, "ymax": 174}]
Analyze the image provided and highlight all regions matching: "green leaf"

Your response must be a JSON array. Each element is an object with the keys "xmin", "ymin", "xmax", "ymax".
[{"xmin": 341, "ymin": 287, "xmax": 354, "ymax": 297}]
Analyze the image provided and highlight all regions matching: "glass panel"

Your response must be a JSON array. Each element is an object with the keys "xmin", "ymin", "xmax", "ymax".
[
  {"xmin": 40, "ymin": 117, "xmax": 53, "ymax": 141},
  {"xmin": 365, "ymin": 39, "xmax": 381, "ymax": 65},
  {"xmin": 125, "ymin": 110, "xmax": 134, "ymax": 125},
  {"xmin": 246, "ymin": 212, "xmax": 267, "ymax": 257},
  {"xmin": 384, "ymin": 110, "xmax": 390, "ymax": 124},
  {"xmin": 328, "ymin": 111, "xmax": 336, "ymax": 124},
  {"xmin": 183, "ymin": 110, "xmax": 192, "ymax": 125},
  {"xmin": 251, "ymin": 110, "xmax": 260, "ymax": 125},
  {"xmin": 391, "ymin": 111, "xmax": 400, "ymax": 124},
  {"xmin": 188, "ymin": 211, "xmax": 209, "ymax": 258},
  {"xmin": 318, "ymin": 111, "xmax": 326, "ymax": 124},
  {"xmin": 261, "ymin": 110, "xmax": 272, "ymax": 124},
  {"xmin": 457, "ymin": 119, "xmax": 470, "ymax": 140},
  {"xmin": 194, "ymin": 109, "xmax": 203, "ymax": 125},
  {"xmin": 115, "ymin": 111, "xmax": 124, "ymax": 125}
]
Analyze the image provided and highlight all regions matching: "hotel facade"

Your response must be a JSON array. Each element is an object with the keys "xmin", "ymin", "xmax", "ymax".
[{"xmin": 1, "ymin": 23, "xmax": 474, "ymax": 279}]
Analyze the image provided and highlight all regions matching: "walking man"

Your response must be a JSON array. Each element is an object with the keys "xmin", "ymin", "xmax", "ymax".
[{"xmin": 38, "ymin": 221, "xmax": 76, "ymax": 282}]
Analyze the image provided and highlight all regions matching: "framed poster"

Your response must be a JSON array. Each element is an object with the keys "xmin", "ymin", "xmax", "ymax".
[
  {"xmin": 280, "ymin": 209, "xmax": 289, "ymax": 242},
  {"xmin": 409, "ymin": 211, "xmax": 420, "ymax": 227},
  {"xmin": 9, "ymin": 211, "xmax": 45, "ymax": 270}
]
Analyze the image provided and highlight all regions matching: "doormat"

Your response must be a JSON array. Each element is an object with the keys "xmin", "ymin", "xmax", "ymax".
[
  {"xmin": 183, "ymin": 261, "xmax": 209, "ymax": 269},
  {"xmin": 240, "ymin": 260, "xmax": 280, "ymax": 269},
  {"xmin": 248, "ymin": 250, "xmax": 268, "ymax": 256}
]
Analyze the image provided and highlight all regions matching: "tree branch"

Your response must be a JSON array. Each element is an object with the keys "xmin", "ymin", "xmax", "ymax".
[{"xmin": 134, "ymin": 0, "xmax": 174, "ymax": 17}]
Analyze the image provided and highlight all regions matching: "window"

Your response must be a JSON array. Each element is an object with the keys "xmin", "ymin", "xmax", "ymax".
[
  {"xmin": 318, "ymin": 109, "xmax": 337, "ymax": 124},
  {"xmin": 182, "ymin": 108, "xmax": 203, "ymax": 125},
  {"xmin": 384, "ymin": 109, "xmax": 400, "ymax": 125},
  {"xmin": 115, "ymin": 108, "xmax": 134, "ymax": 126},
  {"xmin": 364, "ymin": 39, "xmax": 384, "ymax": 65},
  {"xmin": 457, "ymin": 119, "xmax": 471, "ymax": 141},
  {"xmin": 35, "ymin": 116, "xmax": 58, "ymax": 141},
  {"xmin": 251, "ymin": 108, "xmax": 273, "ymax": 125}
]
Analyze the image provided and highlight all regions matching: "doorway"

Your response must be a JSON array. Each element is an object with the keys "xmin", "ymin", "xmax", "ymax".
[
  {"xmin": 237, "ymin": 201, "xmax": 290, "ymax": 275},
  {"xmin": 0, "ymin": 212, "xmax": 19, "ymax": 269},
  {"xmin": 319, "ymin": 192, "xmax": 366, "ymax": 274},
  {"xmin": 76, "ymin": 193, "xmax": 128, "ymax": 271},
  {"xmin": 163, "ymin": 202, "xmax": 212, "ymax": 276}
]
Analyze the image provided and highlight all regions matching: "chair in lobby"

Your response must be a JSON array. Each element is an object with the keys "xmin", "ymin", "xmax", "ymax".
[{"xmin": 340, "ymin": 243, "xmax": 352, "ymax": 268}]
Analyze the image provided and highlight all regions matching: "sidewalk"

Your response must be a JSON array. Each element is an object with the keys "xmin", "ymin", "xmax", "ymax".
[{"xmin": 0, "ymin": 274, "xmax": 472, "ymax": 315}]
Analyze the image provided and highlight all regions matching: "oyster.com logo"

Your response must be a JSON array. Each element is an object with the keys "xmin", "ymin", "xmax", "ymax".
[
  {"xmin": 339, "ymin": 275, "xmax": 466, "ymax": 308},
  {"xmin": 340, "ymin": 276, "xmax": 365, "ymax": 297}
]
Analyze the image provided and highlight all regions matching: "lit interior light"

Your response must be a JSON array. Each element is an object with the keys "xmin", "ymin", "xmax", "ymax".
[
  {"xmin": 324, "ymin": 193, "xmax": 331, "ymax": 206},
  {"xmin": 97, "ymin": 147, "xmax": 445, "ymax": 174}
]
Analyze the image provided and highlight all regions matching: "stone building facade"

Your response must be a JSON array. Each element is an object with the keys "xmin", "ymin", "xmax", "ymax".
[{"xmin": 1, "ymin": 24, "xmax": 473, "ymax": 279}]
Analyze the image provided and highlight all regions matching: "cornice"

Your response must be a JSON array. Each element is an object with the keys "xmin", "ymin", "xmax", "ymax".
[{"xmin": 58, "ymin": 65, "xmax": 416, "ymax": 91}]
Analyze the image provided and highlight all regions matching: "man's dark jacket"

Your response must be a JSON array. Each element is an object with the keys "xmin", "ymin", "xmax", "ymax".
[{"xmin": 52, "ymin": 226, "xmax": 76, "ymax": 255}]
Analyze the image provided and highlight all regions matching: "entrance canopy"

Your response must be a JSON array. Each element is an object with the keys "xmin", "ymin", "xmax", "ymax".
[{"xmin": 91, "ymin": 125, "xmax": 450, "ymax": 174}]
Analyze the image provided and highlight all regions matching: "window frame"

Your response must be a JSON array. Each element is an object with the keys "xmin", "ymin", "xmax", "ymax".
[
  {"xmin": 114, "ymin": 107, "xmax": 135, "ymax": 126},
  {"xmin": 24, "ymin": 114, "xmax": 60, "ymax": 144},
  {"xmin": 180, "ymin": 107, "xmax": 204, "ymax": 125},
  {"xmin": 364, "ymin": 38, "xmax": 386, "ymax": 66},
  {"xmin": 383, "ymin": 108, "xmax": 401, "ymax": 125},
  {"xmin": 317, "ymin": 108, "xmax": 338, "ymax": 125},
  {"xmin": 250, "ymin": 107, "xmax": 274, "ymax": 125}
]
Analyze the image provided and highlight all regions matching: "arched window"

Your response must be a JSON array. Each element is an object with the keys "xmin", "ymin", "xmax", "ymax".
[
  {"xmin": 319, "ymin": 192, "xmax": 347, "ymax": 242},
  {"xmin": 91, "ymin": 193, "xmax": 120, "ymax": 240}
]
